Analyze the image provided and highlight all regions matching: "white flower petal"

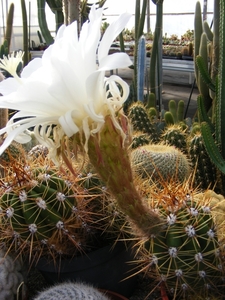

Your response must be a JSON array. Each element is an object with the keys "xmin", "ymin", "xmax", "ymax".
[
  {"xmin": 98, "ymin": 12, "xmax": 132, "ymax": 62},
  {"xmin": 99, "ymin": 52, "xmax": 133, "ymax": 71}
]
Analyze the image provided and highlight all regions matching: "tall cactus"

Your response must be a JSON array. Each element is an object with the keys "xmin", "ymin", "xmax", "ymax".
[
  {"xmin": 137, "ymin": 36, "xmax": 146, "ymax": 102},
  {"xmin": 149, "ymin": 0, "xmax": 163, "ymax": 109},
  {"xmin": 4, "ymin": 3, "xmax": 14, "ymax": 52},
  {"xmin": 46, "ymin": 0, "xmax": 64, "ymax": 31},
  {"xmin": 37, "ymin": 0, "xmax": 55, "ymax": 45},
  {"xmin": 199, "ymin": 0, "xmax": 225, "ymax": 177},
  {"xmin": 21, "ymin": 0, "xmax": 29, "ymax": 66}
]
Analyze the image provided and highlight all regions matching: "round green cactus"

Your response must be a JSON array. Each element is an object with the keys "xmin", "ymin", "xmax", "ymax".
[
  {"xmin": 137, "ymin": 184, "xmax": 225, "ymax": 299},
  {"xmin": 0, "ymin": 166, "xmax": 102, "ymax": 259},
  {"xmin": 0, "ymin": 150, "xmax": 132, "ymax": 263},
  {"xmin": 131, "ymin": 144, "xmax": 191, "ymax": 184}
]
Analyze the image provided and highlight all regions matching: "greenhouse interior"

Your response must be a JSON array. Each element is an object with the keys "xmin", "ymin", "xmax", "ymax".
[{"xmin": 1, "ymin": 1, "xmax": 225, "ymax": 300}]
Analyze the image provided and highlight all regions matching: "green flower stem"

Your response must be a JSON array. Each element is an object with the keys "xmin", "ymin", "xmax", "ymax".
[{"xmin": 86, "ymin": 115, "xmax": 163, "ymax": 237}]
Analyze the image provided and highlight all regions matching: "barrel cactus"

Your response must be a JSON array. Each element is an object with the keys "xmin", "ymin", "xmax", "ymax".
[
  {"xmin": 0, "ymin": 167, "xmax": 92, "ymax": 259},
  {"xmin": 136, "ymin": 182, "xmax": 225, "ymax": 299},
  {"xmin": 131, "ymin": 144, "xmax": 191, "ymax": 184},
  {"xmin": 33, "ymin": 282, "xmax": 109, "ymax": 300}
]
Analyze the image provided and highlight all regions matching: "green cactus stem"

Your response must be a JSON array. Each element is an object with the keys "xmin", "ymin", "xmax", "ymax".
[
  {"xmin": 137, "ymin": 36, "xmax": 146, "ymax": 102},
  {"xmin": 194, "ymin": 1, "xmax": 203, "ymax": 87},
  {"xmin": 133, "ymin": 0, "xmax": 148, "ymax": 97},
  {"xmin": 203, "ymin": 20, "xmax": 213, "ymax": 42},
  {"xmin": 46, "ymin": 0, "xmax": 64, "ymax": 32},
  {"xmin": 4, "ymin": 3, "xmax": 14, "ymax": 52},
  {"xmin": 196, "ymin": 55, "xmax": 216, "ymax": 93},
  {"xmin": 188, "ymin": 130, "xmax": 217, "ymax": 191},
  {"xmin": 21, "ymin": 0, "xmax": 29, "ymax": 66},
  {"xmin": 200, "ymin": 0, "xmax": 225, "ymax": 177},
  {"xmin": 149, "ymin": 0, "xmax": 163, "ymax": 107},
  {"xmin": 37, "ymin": 0, "xmax": 54, "ymax": 45}
]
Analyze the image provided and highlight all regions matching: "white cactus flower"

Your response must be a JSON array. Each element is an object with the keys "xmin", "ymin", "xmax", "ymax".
[{"xmin": 0, "ymin": 5, "xmax": 132, "ymax": 164}]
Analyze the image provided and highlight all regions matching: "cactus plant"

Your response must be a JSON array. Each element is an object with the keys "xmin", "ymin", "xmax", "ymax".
[
  {"xmin": 33, "ymin": 282, "xmax": 110, "ymax": 300},
  {"xmin": 128, "ymin": 101, "xmax": 159, "ymax": 143},
  {"xmin": 137, "ymin": 36, "xmax": 146, "ymax": 102},
  {"xmin": 131, "ymin": 144, "xmax": 191, "ymax": 184},
  {"xmin": 195, "ymin": 0, "xmax": 225, "ymax": 194},
  {"xmin": 188, "ymin": 130, "xmax": 218, "ymax": 191},
  {"xmin": 136, "ymin": 181, "xmax": 225, "ymax": 299},
  {"xmin": 4, "ymin": 3, "xmax": 14, "ymax": 52},
  {"xmin": 161, "ymin": 125, "xmax": 187, "ymax": 154},
  {"xmin": 0, "ymin": 153, "xmax": 130, "ymax": 263},
  {"xmin": 0, "ymin": 248, "xmax": 26, "ymax": 300}
]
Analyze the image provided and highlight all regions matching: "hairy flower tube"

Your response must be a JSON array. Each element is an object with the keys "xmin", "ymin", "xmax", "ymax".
[{"xmin": 0, "ymin": 5, "xmax": 163, "ymax": 237}]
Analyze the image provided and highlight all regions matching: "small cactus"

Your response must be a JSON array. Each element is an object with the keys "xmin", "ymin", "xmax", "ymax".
[
  {"xmin": 131, "ymin": 132, "xmax": 151, "ymax": 149},
  {"xmin": 161, "ymin": 124, "xmax": 187, "ymax": 154},
  {"xmin": 131, "ymin": 144, "xmax": 191, "ymax": 184},
  {"xmin": 33, "ymin": 282, "xmax": 110, "ymax": 300},
  {"xmin": 128, "ymin": 101, "xmax": 159, "ymax": 143},
  {"xmin": 0, "ymin": 249, "xmax": 26, "ymax": 300}
]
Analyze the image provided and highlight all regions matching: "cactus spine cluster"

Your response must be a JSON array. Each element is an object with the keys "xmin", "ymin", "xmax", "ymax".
[
  {"xmin": 136, "ymin": 182, "xmax": 225, "ymax": 299},
  {"xmin": 33, "ymin": 282, "xmax": 109, "ymax": 300}
]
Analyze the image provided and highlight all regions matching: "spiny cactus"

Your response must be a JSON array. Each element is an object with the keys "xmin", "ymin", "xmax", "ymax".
[
  {"xmin": 0, "ymin": 156, "xmax": 116, "ymax": 261},
  {"xmin": 128, "ymin": 101, "xmax": 159, "ymax": 143},
  {"xmin": 165, "ymin": 99, "xmax": 185, "ymax": 126},
  {"xmin": 137, "ymin": 35, "xmax": 146, "ymax": 102},
  {"xmin": 131, "ymin": 144, "xmax": 191, "ymax": 184},
  {"xmin": 131, "ymin": 132, "xmax": 151, "ymax": 149},
  {"xmin": 0, "ymin": 249, "xmax": 26, "ymax": 300},
  {"xmin": 161, "ymin": 124, "xmax": 187, "ymax": 154},
  {"xmin": 188, "ymin": 131, "xmax": 218, "ymax": 191},
  {"xmin": 136, "ymin": 182, "xmax": 225, "ymax": 299},
  {"xmin": 33, "ymin": 282, "xmax": 110, "ymax": 300}
]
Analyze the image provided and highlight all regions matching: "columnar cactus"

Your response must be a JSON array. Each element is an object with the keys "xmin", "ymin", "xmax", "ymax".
[
  {"xmin": 188, "ymin": 131, "xmax": 217, "ymax": 191},
  {"xmin": 33, "ymin": 282, "xmax": 109, "ymax": 300},
  {"xmin": 137, "ymin": 182, "xmax": 225, "ymax": 299}
]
